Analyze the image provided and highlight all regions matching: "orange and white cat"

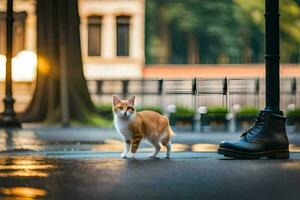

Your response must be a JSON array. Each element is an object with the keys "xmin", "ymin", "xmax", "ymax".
[{"xmin": 113, "ymin": 95, "xmax": 174, "ymax": 159}]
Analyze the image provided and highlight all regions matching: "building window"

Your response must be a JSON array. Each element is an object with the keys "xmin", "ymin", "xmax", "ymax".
[
  {"xmin": 88, "ymin": 16, "xmax": 102, "ymax": 56},
  {"xmin": 0, "ymin": 11, "xmax": 27, "ymax": 56},
  {"xmin": 117, "ymin": 16, "xmax": 130, "ymax": 56}
]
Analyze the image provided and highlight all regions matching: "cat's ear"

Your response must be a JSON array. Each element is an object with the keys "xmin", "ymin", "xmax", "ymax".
[
  {"xmin": 128, "ymin": 96, "xmax": 135, "ymax": 106},
  {"xmin": 113, "ymin": 95, "xmax": 121, "ymax": 105}
]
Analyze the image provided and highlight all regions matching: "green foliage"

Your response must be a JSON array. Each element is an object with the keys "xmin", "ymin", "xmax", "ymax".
[
  {"xmin": 172, "ymin": 105, "xmax": 195, "ymax": 118},
  {"xmin": 201, "ymin": 107, "xmax": 228, "ymax": 126},
  {"xmin": 236, "ymin": 107, "xmax": 259, "ymax": 118},
  {"xmin": 235, "ymin": 0, "xmax": 300, "ymax": 63},
  {"xmin": 206, "ymin": 107, "xmax": 228, "ymax": 117},
  {"xmin": 84, "ymin": 114, "xmax": 114, "ymax": 128},
  {"xmin": 146, "ymin": 0, "xmax": 300, "ymax": 64},
  {"xmin": 94, "ymin": 104, "xmax": 114, "ymax": 127},
  {"xmin": 96, "ymin": 103, "xmax": 112, "ymax": 116},
  {"xmin": 43, "ymin": 106, "xmax": 114, "ymax": 128},
  {"xmin": 146, "ymin": 0, "xmax": 241, "ymax": 63},
  {"xmin": 287, "ymin": 108, "xmax": 300, "ymax": 118}
]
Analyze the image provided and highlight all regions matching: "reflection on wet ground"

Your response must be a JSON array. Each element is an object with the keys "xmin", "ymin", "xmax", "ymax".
[
  {"xmin": 1, "ymin": 129, "xmax": 300, "ymax": 199},
  {"xmin": 1, "ymin": 187, "xmax": 47, "ymax": 199},
  {"xmin": 1, "ymin": 154, "xmax": 300, "ymax": 200},
  {"xmin": 91, "ymin": 139, "xmax": 191, "ymax": 152},
  {"xmin": 2, "ymin": 129, "xmax": 300, "ymax": 153},
  {"xmin": 0, "ymin": 130, "xmax": 45, "ymax": 152},
  {"xmin": 0, "ymin": 155, "xmax": 53, "ymax": 199},
  {"xmin": 0, "ymin": 160, "xmax": 54, "ymax": 177}
]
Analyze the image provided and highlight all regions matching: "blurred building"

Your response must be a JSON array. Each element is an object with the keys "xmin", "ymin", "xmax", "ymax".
[
  {"xmin": 0, "ymin": 0, "xmax": 300, "ymax": 113},
  {"xmin": 0, "ymin": 0, "xmax": 299, "ymax": 82},
  {"xmin": 0, "ymin": 0, "xmax": 36, "ymax": 55},
  {"xmin": 0, "ymin": 0, "xmax": 145, "ymax": 80},
  {"xmin": 79, "ymin": 0, "xmax": 145, "ymax": 79}
]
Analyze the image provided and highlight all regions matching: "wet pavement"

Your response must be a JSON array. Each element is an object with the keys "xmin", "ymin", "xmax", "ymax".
[{"xmin": 1, "ymin": 127, "xmax": 300, "ymax": 199}]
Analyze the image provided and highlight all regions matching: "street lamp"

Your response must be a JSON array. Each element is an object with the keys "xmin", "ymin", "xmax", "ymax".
[
  {"xmin": 265, "ymin": 0, "xmax": 280, "ymax": 112},
  {"xmin": 0, "ymin": 0, "xmax": 21, "ymax": 128},
  {"xmin": 218, "ymin": 0, "xmax": 289, "ymax": 159}
]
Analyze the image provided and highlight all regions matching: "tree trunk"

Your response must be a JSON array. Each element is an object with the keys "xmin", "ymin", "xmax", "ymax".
[
  {"xmin": 187, "ymin": 33, "xmax": 199, "ymax": 64},
  {"xmin": 20, "ymin": 0, "xmax": 96, "ymax": 123}
]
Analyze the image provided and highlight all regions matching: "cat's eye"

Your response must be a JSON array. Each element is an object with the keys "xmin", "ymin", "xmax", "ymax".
[
  {"xmin": 116, "ymin": 107, "xmax": 123, "ymax": 110},
  {"xmin": 127, "ymin": 107, "xmax": 135, "ymax": 111}
]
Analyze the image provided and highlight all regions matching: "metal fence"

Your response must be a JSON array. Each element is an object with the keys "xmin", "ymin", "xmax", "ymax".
[
  {"xmin": 88, "ymin": 77, "xmax": 300, "ymax": 111},
  {"xmin": 0, "ymin": 77, "xmax": 299, "ymax": 113},
  {"xmin": 88, "ymin": 77, "xmax": 299, "ymax": 113},
  {"xmin": 0, "ymin": 81, "xmax": 34, "ymax": 113}
]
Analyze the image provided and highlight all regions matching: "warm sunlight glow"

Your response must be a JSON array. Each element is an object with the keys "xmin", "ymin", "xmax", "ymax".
[
  {"xmin": 37, "ymin": 56, "xmax": 50, "ymax": 75},
  {"xmin": 0, "ymin": 50, "xmax": 37, "ymax": 81},
  {"xmin": 0, "ymin": 187, "xmax": 47, "ymax": 198},
  {"xmin": 0, "ymin": 171, "xmax": 49, "ymax": 177},
  {"xmin": 191, "ymin": 143, "xmax": 219, "ymax": 152},
  {"xmin": 12, "ymin": 51, "xmax": 37, "ymax": 81}
]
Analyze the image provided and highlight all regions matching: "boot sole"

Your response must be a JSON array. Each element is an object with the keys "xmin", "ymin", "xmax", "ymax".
[{"xmin": 218, "ymin": 148, "xmax": 289, "ymax": 159}]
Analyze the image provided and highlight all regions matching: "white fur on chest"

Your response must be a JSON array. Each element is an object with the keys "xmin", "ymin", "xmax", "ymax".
[{"xmin": 114, "ymin": 117, "xmax": 133, "ymax": 139}]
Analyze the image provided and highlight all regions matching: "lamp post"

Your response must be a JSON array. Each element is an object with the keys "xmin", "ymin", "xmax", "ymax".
[
  {"xmin": 218, "ymin": 0, "xmax": 289, "ymax": 159},
  {"xmin": 264, "ymin": 0, "xmax": 280, "ymax": 113},
  {"xmin": 0, "ymin": 0, "xmax": 21, "ymax": 128}
]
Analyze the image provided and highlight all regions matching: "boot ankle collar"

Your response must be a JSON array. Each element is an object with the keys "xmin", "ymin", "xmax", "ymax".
[{"xmin": 259, "ymin": 110, "xmax": 286, "ymax": 121}]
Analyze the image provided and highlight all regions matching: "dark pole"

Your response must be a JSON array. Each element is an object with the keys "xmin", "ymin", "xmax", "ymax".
[
  {"xmin": 0, "ymin": 0, "xmax": 21, "ymax": 128},
  {"xmin": 264, "ymin": 0, "xmax": 280, "ymax": 113}
]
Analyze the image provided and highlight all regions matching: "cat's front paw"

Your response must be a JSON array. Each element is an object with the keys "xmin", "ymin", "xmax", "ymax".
[
  {"xmin": 121, "ymin": 152, "xmax": 127, "ymax": 158},
  {"xmin": 148, "ymin": 153, "xmax": 158, "ymax": 158},
  {"xmin": 127, "ymin": 152, "xmax": 135, "ymax": 159}
]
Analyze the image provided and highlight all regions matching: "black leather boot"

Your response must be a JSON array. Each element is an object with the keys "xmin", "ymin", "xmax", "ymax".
[{"xmin": 218, "ymin": 110, "xmax": 289, "ymax": 159}]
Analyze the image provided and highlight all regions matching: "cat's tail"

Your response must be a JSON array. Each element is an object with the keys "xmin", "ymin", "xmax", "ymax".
[{"xmin": 167, "ymin": 126, "xmax": 175, "ymax": 137}]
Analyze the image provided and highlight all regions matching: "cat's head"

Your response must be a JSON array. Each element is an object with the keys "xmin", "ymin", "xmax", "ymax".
[{"xmin": 112, "ymin": 95, "xmax": 136, "ymax": 119}]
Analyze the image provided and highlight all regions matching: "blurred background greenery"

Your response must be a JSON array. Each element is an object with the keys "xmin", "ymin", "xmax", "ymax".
[{"xmin": 145, "ymin": 0, "xmax": 300, "ymax": 64}]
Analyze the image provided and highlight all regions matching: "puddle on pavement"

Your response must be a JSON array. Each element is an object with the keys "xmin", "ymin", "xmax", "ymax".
[
  {"xmin": 0, "ymin": 130, "xmax": 45, "ymax": 152},
  {"xmin": 0, "ymin": 156, "xmax": 55, "ymax": 178},
  {"xmin": 12, "ymin": 131, "xmax": 44, "ymax": 151},
  {"xmin": 91, "ymin": 139, "xmax": 190, "ymax": 152},
  {"xmin": 0, "ymin": 130, "xmax": 300, "ymax": 199},
  {"xmin": 0, "ymin": 187, "xmax": 47, "ymax": 199},
  {"xmin": 289, "ymin": 144, "xmax": 300, "ymax": 152},
  {"xmin": 191, "ymin": 143, "xmax": 218, "ymax": 152},
  {"xmin": 0, "ymin": 129, "xmax": 221, "ymax": 153},
  {"xmin": 0, "ymin": 155, "xmax": 54, "ymax": 199},
  {"xmin": 0, "ymin": 154, "xmax": 130, "ymax": 199},
  {"xmin": 1, "ymin": 129, "xmax": 300, "ymax": 154}
]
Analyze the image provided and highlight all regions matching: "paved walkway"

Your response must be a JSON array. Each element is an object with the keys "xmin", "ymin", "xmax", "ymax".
[{"xmin": 1, "ymin": 126, "xmax": 300, "ymax": 200}]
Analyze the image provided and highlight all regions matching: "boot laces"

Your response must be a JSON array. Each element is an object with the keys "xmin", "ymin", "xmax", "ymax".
[{"xmin": 241, "ymin": 112, "xmax": 267, "ymax": 137}]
